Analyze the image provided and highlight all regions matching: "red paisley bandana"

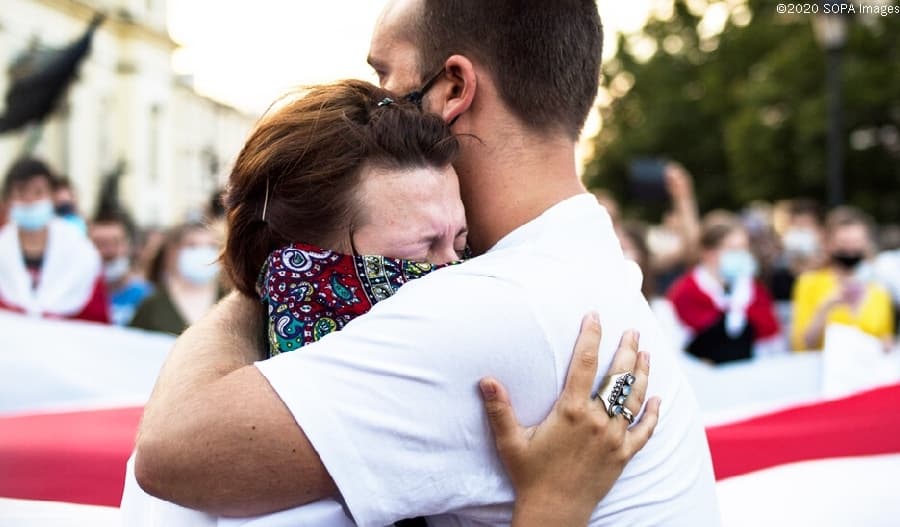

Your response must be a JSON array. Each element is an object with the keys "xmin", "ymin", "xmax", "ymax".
[{"xmin": 258, "ymin": 243, "xmax": 460, "ymax": 357}]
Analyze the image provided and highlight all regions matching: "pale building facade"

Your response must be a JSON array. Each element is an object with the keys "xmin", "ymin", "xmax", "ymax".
[{"xmin": 0, "ymin": 0, "xmax": 255, "ymax": 226}]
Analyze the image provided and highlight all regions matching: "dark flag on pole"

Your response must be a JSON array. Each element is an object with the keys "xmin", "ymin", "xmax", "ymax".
[{"xmin": 0, "ymin": 14, "xmax": 104, "ymax": 134}]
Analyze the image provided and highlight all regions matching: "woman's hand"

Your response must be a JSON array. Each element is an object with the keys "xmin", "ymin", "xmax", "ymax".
[{"xmin": 479, "ymin": 313, "xmax": 660, "ymax": 527}]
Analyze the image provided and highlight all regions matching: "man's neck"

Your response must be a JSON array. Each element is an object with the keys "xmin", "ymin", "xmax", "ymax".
[
  {"xmin": 456, "ymin": 132, "xmax": 585, "ymax": 254},
  {"xmin": 19, "ymin": 227, "xmax": 48, "ymax": 257}
]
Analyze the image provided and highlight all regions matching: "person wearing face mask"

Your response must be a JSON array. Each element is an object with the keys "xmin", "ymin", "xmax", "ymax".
[
  {"xmin": 52, "ymin": 176, "xmax": 88, "ymax": 235},
  {"xmin": 130, "ymin": 223, "xmax": 222, "ymax": 335},
  {"xmin": 770, "ymin": 199, "xmax": 826, "ymax": 302},
  {"xmin": 90, "ymin": 209, "xmax": 154, "ymax": 326},
  {"xmin": 0, "ymin": 158, "xmax": 110, "ymax": 323},
  {"xmin": 668, "ymin": 217, "xmax": 783, "ymax": 364},
  {"xmin": 791, "ymin": 207, "xmax": 894, "ymax": 350}
]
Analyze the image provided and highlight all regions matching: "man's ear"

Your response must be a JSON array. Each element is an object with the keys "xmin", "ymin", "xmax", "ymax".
[{"xmin": 436, "ymin": 54, "xmax": 476, "ymax": 125}]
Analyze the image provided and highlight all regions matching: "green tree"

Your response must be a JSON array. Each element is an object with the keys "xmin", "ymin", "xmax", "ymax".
[{"xmin": 584, "ymin": 0, "xmax": 900, "ymax": 222}]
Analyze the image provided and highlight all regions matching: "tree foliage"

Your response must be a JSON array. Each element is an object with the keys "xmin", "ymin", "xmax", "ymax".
[{"xmin": 584, "ymin": 0, "xmax": 900, "ymax": 222}]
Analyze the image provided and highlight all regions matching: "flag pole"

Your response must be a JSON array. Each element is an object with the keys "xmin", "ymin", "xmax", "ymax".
[{"xmin": 19, "ymin": 124, "xmax": 44, "ymax": 156}]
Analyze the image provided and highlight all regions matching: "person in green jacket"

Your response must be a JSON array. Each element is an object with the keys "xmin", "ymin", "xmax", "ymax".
[{"xmin": 130, "ymin": 222, "xmax": 223, "ymax": 335}]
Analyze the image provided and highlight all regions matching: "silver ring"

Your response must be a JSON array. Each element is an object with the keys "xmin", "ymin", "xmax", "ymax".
[
  {"xmin": 619, "ymin": 406, "xmax": 635, "ymax": 425},
  {"xmin": 592, "ymin": 371, "xmax": 636, "ymax": 418}
]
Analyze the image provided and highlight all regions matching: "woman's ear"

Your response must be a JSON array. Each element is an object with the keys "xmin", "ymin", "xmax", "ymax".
[{"xmin": 435, "ymin": 55, "xmax": 476, "ymax": 125}]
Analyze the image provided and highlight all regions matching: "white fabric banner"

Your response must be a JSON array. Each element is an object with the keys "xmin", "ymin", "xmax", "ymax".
[{"xmin": 2, "ymin": 311, "xmax": 899, "ymax": 526}]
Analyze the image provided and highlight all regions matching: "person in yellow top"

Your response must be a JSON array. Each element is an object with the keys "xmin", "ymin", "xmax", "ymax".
[{"xmin": 791, "ymin": 206, "xmax": 895, "ymax": 350}]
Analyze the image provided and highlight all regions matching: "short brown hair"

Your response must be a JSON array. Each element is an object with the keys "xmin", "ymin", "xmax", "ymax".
[
  {"xmin": 825, "ymin": 206, "xmax": 875, "ymax": 240},
  {"xmin": 222, "ymin": 80, "xmax": 458, "ymax": 297},
  {"xmin": 3, "ymin": 157, "xmax": 55, "ymax": 199},
  {"xmin": 700, "ymin": 218, "xmax": 742, "ymax": 251},
  {"xmin": 410, "ymin": 0, "xmax": 603, "ymax": 140},
  {"xmin": 148, "ymin": 222, "xmax": 207, "ymax": 287}
]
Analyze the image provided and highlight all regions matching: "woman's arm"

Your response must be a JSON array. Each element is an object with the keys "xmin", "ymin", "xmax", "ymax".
[
  {"xmin": 665, "ymin": 163, "xmax": 701, "ymax": 264},
  {"xmin": 480, "ymin": 314, "xmax": 660, "ymax": 527},
  {"xmin": 802, "ymin": 296, "xmax": 840, "ymax": 350}
]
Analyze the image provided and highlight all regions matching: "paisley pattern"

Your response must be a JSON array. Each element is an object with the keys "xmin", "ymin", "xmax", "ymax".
[{"xmin": 258, "ymin": 243, "xmax": 460, "ymax": 357}]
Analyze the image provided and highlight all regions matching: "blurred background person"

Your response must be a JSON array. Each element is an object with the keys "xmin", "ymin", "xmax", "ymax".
[
  {"xmin": 646, "ymin": 163, "xmax": 701, "ymax": 294},
  {"xmin": 770, "ymin": 199, "xmax": 826, "ymax": 302},
  {"xmin": 130, "ymin": 222, "xmax": 221, "ymax": 335},
  {"xmin": 740, "ymin": 201, "xmax": 781, "ymax": 287},
  {"xmin": 668, "ymin": 216, "xmax": 782, "ymax": 364},
  {"xmin": 134, "ymin": 226, "xmax": 165, "ymax": 281},
  {"xmin": 0, "ymin": 158, "xmax": 109, "ymax": 323},
  {"xmin": 51, "ymin": 175, "xmax": 88, "ymax": 235},
  {"xmin": 616, "ymin": 220, "xmax": 655, "ymax": 300},
  {"xmin": 791, "ymin": 207, "xmax": 894, "ymax": 350},
  {"xmin": 874, "ymin": 224, "xmax": 900, "ymax": 336},
  {"xmin": 205, "ymin": 187, "xmax": 233, "ymax": 292},
  {"xmin": 0, "ymin": 200, "xmax": 8, "ymax": 228},
  {"xmin": 90, "ymin": 209, "xmax": 153, "ymax": 326},
  {"xmin": 592, "ymin": 188, "xmax": 620, "ymax": 225}
]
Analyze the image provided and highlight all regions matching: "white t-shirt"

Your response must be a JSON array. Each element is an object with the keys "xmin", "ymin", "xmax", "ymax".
[{"xmin": 252, "ymin": 194, "xmax": 720, "ymax": 526}]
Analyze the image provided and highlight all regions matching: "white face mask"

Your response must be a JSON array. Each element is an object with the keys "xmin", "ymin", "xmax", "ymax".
[
  {"xmin": 103, "ymin": 256, "xmax": 131, "ymax": 283},
  {"xmin": 783, "ymin": 228, "xmax": 819, "ymax": 257},
  {"xmin": 719, "ymin": 249, "xmax": 758, "ymax": 284},
  {"xmin": 177, "ymin": 246, "xmax": 220, "ymax": 285}
]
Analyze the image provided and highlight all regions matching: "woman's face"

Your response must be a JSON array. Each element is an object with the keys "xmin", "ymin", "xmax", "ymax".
[
  {"xmin": 180, "ymin": 227, "xmax": 218, "ymax": 252},
  {"xmin": 167, "ymin": 227, "xmax": 221, "ymax": 283},
  {"xmin": 703, "ymin": 227, "xmax": 750, "ymax": 271},
  {"xmin": 828, "ymin": 224, "xmax": 870, "ymax": 256},
  {"xmin": 351, "ymin": 164, "xmax": 468, "ymax": 264}
]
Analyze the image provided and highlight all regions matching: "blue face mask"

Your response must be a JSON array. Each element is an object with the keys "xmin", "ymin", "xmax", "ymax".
[
  {"xmin": 719, "ymin": 249, "xmax": 757, "ymax": 284},
  {"xmin": 10, "ymin": 199, "xmax": 54, "ymax": 231}
]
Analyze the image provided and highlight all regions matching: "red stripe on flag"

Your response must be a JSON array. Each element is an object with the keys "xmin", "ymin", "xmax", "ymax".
[
  {"xmin": 0, "ymin": 406, "xmax": 143, "ymax": 507},
  {"xmin": 1, "ymin": 384, "xmax": 899, "ymax": 507},
  {"xmin": 706, "ymin": 383, "xmax": 900, "ymax": 480}
]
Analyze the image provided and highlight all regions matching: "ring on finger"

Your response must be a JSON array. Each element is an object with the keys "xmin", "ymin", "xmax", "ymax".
[
  {"xmin": 590, "ymin": 371, "xmax": 636, "ymax": 418},
  {"xmin": 617, "ymin": 405, "xmax": 635, "ymax": 425}
]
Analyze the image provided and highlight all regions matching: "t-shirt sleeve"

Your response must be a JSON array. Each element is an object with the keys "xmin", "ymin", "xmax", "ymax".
[
  {"xmin": 869, "ymin": 286, "xmax": 895, "ymax": 339},
  {"xmin": 790, "ymin": 273, "xmax": 818, "ymax": 350},
  {"xmin": 254, "ymin": 270, "xmax": 558, "ymax": 527}
]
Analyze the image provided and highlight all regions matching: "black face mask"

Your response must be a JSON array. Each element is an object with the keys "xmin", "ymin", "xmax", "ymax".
[
  {"xmin": 55, "ymin": 203, "xmax": 76, "ymax": 216},
  {"xmin": 831, "ymin": 251, "xmax": 865, "ymax": 270},
  {"xmin": 403, "ymin": 68, "xmax": 464, "ymax": 126}
]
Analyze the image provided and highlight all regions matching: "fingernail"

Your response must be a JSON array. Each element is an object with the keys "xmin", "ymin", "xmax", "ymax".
[
  {"xmin": 589, "ymin": 311, "xmax": 600, "ymax": 327},
  {"xmin": 643, "ymin": 351, "xmax": 651, "ymax": 366},
  {"xmin": 479, "ymin": 379, "xmax": 496, "ymax": 401}
]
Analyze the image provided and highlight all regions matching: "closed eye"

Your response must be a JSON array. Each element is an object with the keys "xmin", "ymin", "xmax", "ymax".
[{"xmin": 455, "ymin": 229, "xmax": 469, "ymax": 258}]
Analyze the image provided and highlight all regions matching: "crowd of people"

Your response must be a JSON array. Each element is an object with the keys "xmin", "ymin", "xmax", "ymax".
[
  {"xmin": 604, "ymin": 162, "xmax": 899, "ymax": 364},
  {"xmin": 0, "ymin": 156, "xmax": 225, "ymax": 333},
  {"xmin": 2, "ymin": 0, "xmax": 897, "ymax": 523},
  {"xmin": 0, "ymin": 154, "xmax": 897, "ymax": 367}
]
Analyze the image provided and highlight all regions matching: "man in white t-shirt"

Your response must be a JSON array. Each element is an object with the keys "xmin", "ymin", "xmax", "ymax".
[{"xmin": 134, "ymin": 1, "xmax": 720, "ymax": 525}]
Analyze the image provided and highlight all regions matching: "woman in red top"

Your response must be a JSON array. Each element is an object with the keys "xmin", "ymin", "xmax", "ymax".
[
  {"xmin": 668, "ymin": 217, "xmax": 783, "ymax": 363},
  {"xmin": 0, "ymin": 158, "xmax": 109, "ymax": 324}
]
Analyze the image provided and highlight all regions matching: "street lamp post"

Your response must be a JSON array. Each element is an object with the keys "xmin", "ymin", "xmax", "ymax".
[{"xmin": 812, "ymin": 2, "xmax": 849, "ymax": 207}]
